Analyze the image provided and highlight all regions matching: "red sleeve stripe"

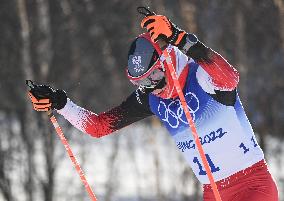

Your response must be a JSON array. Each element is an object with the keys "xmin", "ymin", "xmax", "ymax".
[
  {"xmin": 197, "ymin": 52, "xmax": 239, "ymax": 91},
  {"xmin": 83, "ymin": 111, "xmax": 120, "ymax": 138}
]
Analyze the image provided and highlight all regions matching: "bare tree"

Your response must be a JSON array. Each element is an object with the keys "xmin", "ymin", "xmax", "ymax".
[
  {"xmin": 17, "ymin": 0, "xmax": 37, "ymax": 200},
  {"xmin": 0, "ymin": 118, "xmax": 13, "ymax": 201},
  {"xmin": 33, "ymin": 0, "xmax": 56, "ymax": 200},
  {"xmin": 273, "ymin": 0, "xmax": 284, "ymax": 50},
  {"xmin": 104, "ymin": 136, "xmax": 120, "ymax": 201}
]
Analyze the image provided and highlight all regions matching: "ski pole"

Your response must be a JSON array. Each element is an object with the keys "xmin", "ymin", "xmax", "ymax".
[
  {"xmin": 26, "ymin": 80, "xmax": 98, "ymax": 201},
  {"xmin": 48, "ymin": 111, "xmax": 98, "ymax": 201},
  {"xmin": 137, "ymin": 7, "xmax": 222, "ymax": 201},
  {"xmin": 162, "ymin": 49, "xmax": 222, "ymax": 201}
]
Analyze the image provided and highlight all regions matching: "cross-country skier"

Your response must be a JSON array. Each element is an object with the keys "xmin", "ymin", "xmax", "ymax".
[{"xmin": 27, "ymin": 11, "xmax": 279, "ymax": 201}]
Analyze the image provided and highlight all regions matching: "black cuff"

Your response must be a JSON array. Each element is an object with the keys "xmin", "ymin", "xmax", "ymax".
[{"xmin": 52, "ymin": 89, "xmax": 67, "ymax": 110}]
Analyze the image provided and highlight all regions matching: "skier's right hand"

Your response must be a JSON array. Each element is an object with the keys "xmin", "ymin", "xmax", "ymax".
[{"xmin": 27, "ymin": 81, "xmax": 67, "ymax": 111}]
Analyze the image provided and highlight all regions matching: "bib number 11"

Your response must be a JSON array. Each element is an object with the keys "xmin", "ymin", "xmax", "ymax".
[{"xmin": 193, "ymin": 154, "xmax": 220, "ymax": 175}]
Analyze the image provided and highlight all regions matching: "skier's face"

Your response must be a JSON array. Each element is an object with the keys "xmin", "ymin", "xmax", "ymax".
[
  {"xmin": 127, "ymin": 59, "xmax": 166, "ymax": 89},
  {"xmin": 152, "ymin": 77, "xmax": 167, "ymax": 95}
]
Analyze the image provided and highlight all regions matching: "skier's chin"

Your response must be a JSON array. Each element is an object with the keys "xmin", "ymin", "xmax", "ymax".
[
  {"xmin": 152, "ymin": 77, "xmax": 167, "ymax": 95},
  {"xmin": 152, "ymin": 87, "xmax": 165, "ymax": 95}
]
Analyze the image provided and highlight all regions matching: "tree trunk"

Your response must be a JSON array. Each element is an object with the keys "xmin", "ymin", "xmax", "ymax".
[
  {"xmin": 34, "ymin": 0, "xmax": 55, "ymax": 200},
  {"xmin": 19, "ymin": 112, "xmax": 36, "ymax": 201},
  {"xmin": 104, "ymin": 136, "xmax": 120, "ymax": 201},
  {"xmin": 16, "ymin": 0, "xmax": 36, "ymax": 200},
  {"xmin": 60, "ymin": 0, "xmax": 82, "ymax": 100},
  {"xmin": 234, "ymin": 1, "xmax": 248, "ymax": 106},
  {"xmin": 178, "ymin": 0, "xmax": 197, "ymax": 33},
  {"xmin": 0, "ymin": 128, "xmax": 13, "ymax": 201},
  {"xmin": 38, "ymin": 115, "xmax": 55, "ymax": 201},
  {"xmin": 273, "ymin": 0, "xmax": 284, "ymax": 51},
  {"xmin": 36, "ymin": 0, "xmax": 52, "ymax": 81},
  {"xmin": 152, "ymin": 127, "xmax": 163, "ymax": 201}
]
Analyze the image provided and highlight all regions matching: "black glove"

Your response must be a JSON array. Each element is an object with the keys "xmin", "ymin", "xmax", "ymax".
[{"xmin": 26, "ymin": 80, "xmax": 67, "ymax": 111}]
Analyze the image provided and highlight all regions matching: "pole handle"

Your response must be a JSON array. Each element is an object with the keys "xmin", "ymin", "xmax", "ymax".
[
  {"xmin": 26, "ymin": 80, "xmax": 35, "ymax": 90},
  {"xmin": 137, "ymin": 6, "xmax": 155, "ymax": 17}
]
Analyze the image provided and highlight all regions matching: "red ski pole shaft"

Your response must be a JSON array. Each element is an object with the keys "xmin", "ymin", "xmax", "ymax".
[
  {"xmin": 48, "ymin": 112, "xmax": 98, "ymax": 201},
  {"xmin": 163, "ymin": 49, "xmax": 222, "ymax": 201}
]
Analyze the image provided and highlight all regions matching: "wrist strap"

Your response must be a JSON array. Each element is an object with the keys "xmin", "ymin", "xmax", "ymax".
[
  {"xmin": 168, "ymin": 27, "xmax": 180, "ymax": 44},
  {"xmin": 174, "ymin": 31, "xmax": 187, "ymax": 46}
]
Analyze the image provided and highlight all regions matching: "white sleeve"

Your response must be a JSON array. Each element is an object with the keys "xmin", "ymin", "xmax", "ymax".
[
  {"xmin": 174, "ymin": 46, "xmax": 189, "ymax": 76},
  {"xmin": 196, "ymin": 66, "xmax": 216, "ymax": 94},
  {"xmin": 56, "ymin": 98, "xmax": 94, "ymax": 133},
  {"xmin": 161, "ymin": 45, "xmax": 189, "ymax": 77}
]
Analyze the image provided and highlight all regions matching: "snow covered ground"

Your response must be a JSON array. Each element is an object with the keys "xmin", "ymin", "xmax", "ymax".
[
  {"xmin": 52, "ymin": 123, "xmax": 283, "ymax": 201},
  {"xmin": 4, "ymin": 120, "xmax": 283, "ymax": 201}
]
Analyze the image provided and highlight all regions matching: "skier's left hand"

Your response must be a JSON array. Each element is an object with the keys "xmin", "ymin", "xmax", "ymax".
[{"xmin": 141, "ymin": 15, "xmax": 187, "ymax": 48}]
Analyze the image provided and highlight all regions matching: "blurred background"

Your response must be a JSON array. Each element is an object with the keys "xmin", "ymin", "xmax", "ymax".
[{"xmin": 0, "ymin": 0, "xmax": 283, "ymax": 201}]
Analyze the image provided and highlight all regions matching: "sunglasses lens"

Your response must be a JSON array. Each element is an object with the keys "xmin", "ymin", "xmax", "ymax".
[
  {"xmin": 139, "ymin": 78, "xmax": 152, "ymax": 87},
  {"xmin": 131, "ymin": 69, "xmax": 164, "ymax": 88}
]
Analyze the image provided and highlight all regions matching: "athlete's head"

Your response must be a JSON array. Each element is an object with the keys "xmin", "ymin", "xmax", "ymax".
[
  {"xmin": 127, "ymin": 33, "xmax": 166, "ymax": 94},
  {"xmin": 126, "ymin": 33, "xmax": 189, "ymax": 99}
]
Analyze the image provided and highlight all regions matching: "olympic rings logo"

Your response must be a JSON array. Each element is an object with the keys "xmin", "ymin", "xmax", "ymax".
[{"xmin": 158, "ymin": 92, "xmax": 199, "ymax": 128}]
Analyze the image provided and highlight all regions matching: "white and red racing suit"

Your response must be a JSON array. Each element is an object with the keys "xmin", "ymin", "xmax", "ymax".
[{"xmin": 57, "ymin": 39, "xmax": 278, "ymax": 201}]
